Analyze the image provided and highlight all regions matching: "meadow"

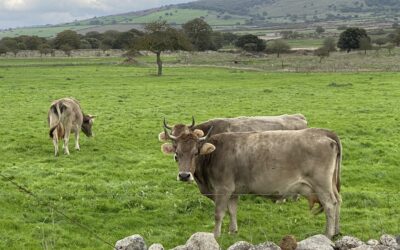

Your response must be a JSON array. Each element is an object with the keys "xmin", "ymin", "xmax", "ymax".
[{"xmin": 0, "ymin": 57, "xmax": 399, "ymax": 249}]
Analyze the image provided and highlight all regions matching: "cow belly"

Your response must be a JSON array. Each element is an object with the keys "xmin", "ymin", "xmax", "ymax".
[{"xmin": 248, "ymin": 176, "xmax": 314, "ymax": 199}]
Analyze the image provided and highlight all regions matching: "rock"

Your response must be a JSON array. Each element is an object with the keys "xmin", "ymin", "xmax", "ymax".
[
  {"xmin": 351, "ymin": 245, "xmax": 392, "ymax": 250},
  {"xmin": 148, "ymin": 243, "xmax": 164, "ymax": 250},
  {"xmin": 249, "ymin": 241, "xmax": 281, "ymax": 250},
  {"xmin": 279, "ymin": 235, "xmax": 297, "ymax": 250},
  {"xmin": 227, "ymin": 241, "xmax": 253, "ymax": 250},
  {"xmin": 296, "ymin": 234, "xmax": 335, "ymax": 250},
  {"xmin": 115, "ymin": 234, "xmax": 147, "ymax": 250},
  {"xmin": 367, "ymin": 239, "xmax": 380, "ymax": 246},
  {"xmin": 380, "ymin": 234, "xmax": 398, "ymax": 247},
  {"xmin": 171, "ymin": 232, "xmax": 220, "ymax": 250},
  {"xmin": 335, "ymin": 236, "xmax": 364, "ymax": 250}
]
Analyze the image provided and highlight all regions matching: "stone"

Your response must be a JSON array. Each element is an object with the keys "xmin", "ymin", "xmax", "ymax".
[
  {"xmin": 249, "ymin": 241, "xmax": 281, "ymax": 250},
  {"xmin": 367, "ymin": 239, "xmax": 380, "ymax": 246},
  {"xmin": 335, "ymin": 236, "xmax": 364, "ymax": 250},
  {"xmin": 148, "ymin": 243, "xmax": 164, "ymax": 250},
  {"xmin": 115, "ymin": 234, "xmax": 147, "ymax": 250},
  {"xmin": 227, "ymin": 241, "xmax": 253, "ymax": 250},
  {"xmin": 380, "ymin": 234, "xmax": 398, "ymax": 247},
  {"xmin": 296, "ymin": 234, "xmax": 335, "ymax": 250},
  {"xmin": 171, "ymin": 232, "xmax": 220, "ymax": 250}
]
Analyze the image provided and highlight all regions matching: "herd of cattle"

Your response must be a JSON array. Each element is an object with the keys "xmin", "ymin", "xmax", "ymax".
[{"xmin": 47, "ymin": 97, "xmax": 342, "ymax": 240}]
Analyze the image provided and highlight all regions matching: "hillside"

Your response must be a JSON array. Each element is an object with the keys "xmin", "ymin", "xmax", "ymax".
[{"xmin": 0, "ymin": 0, "xmax": 398, "ymax": 38}]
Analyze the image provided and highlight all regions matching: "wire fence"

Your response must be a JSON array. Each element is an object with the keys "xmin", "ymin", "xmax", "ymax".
[{"xmin": 1, "ymin": 172, "xmax": 399, "ymax": 249}]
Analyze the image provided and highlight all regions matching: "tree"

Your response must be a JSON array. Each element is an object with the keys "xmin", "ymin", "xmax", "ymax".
[
  {"xmin": 337, "ymin": 27, "xmax": 370, "ymax": 52},
  {"xmin": 1, "ymin": 38, "xmax": 19, "ymax": 56},
  {"xmin": 60, "ymin": 44, "xmax": 73, "ymax": 57},
  {"xmin": 235, "ymin": 34, "xmax": 265, "ymax": 52},
  {"xmin": 374, "ymin": 37, "xmax": 388, "ymax": 48},
  {"xmin": 54, "ymin": 30, "xmax": 81, "ymax": 49},
  {"xmin": 266, "ymin": 39, "xmax": 291, "ymax": 58},
  {"xmin": 134, "ymin": 21, "xmax": 191, "ymax": 76},
  {"xmin": 359, "ymin": 37, "xmax": 372, "ymax": 54},
  {"xmin": 38, "ymin": 44, "xmax": 53, "ymax": 57},
  {"xmin": 316, "ymin": 26, "xmax": 325, "ymax": 34},
  {"xmin": 323, "ymin": 37, "xmax": 337, "ymax": 53},
  {"xmin": 314, "ymin": 47, "xmax": 330, "ymax": 62},
  {"xmin": 183, "ymin": 18, "xmax": 214, "ymax": 51},
  {"xmin": 387, "ymin": 29, "xmax": 400, "ymax": 46},
  {"xmin": 0, "ymin": 44, "xmax": 7, "ymax": 56}
]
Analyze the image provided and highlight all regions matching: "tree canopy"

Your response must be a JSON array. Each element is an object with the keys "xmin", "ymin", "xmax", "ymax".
[{"xmin": 337, "ymin": 27, "xmax": 370, "ymax": 52}]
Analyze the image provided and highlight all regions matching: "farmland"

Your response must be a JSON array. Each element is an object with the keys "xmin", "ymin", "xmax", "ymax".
[{"xmin": 0, "ymin": 56, "xmax": 399, "ymax": 249}]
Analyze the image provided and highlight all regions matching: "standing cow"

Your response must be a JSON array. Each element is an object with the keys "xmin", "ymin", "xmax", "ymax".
[
  {"xmin": 161, "ymin": 125, "xmax": 342, "ymax": 239},
  {"xmin": 48, "ymin": 97, "xmax": 95, "ymax": 156},
  {"xmin": 159, "ymin": 114, "xmax": 308, "ymax": 141}
]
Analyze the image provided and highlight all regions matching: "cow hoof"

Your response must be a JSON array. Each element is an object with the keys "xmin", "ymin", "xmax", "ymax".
[{"xmin": 229, "ymin": 229, "xmax": 238, "ymax": 235}]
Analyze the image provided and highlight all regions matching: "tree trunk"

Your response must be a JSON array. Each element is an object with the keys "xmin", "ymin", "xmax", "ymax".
[{"xmin": 156, "ymin": 51, "xmax": 162, "ymax": 76}]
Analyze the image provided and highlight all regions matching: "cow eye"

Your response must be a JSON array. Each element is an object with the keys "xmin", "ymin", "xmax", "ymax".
[{"xmin": 174, "ymin": 154, "xmax": 179, "ymax": 162}]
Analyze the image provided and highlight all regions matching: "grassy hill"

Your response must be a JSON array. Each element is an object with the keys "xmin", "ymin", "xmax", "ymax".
[{"xmin": 0, "ymin": 0, "xmax": 398, "ymax": 38}]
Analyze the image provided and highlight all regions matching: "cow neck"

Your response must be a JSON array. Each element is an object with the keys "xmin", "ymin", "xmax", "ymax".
[{"xmin": 194, "ymin": 154, "xmax": 213, "ymax": 193}]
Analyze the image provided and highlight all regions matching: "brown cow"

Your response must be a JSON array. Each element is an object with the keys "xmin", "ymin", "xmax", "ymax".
[
  {"xmin": 161, "ymin": 126, "xmax": 341, "ymax": 239},
  {"xmin": 48, "ymin": 98, "xmax": 95, "ymax": 156},
  {"xmin": 159, "ymin": 114, "xmax": 308, "ymax": 142}
]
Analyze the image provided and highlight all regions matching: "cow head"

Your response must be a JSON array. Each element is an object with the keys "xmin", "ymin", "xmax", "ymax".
[
  {"xmin": 158, "ymin": 117, "xmax": 200, "ymax": 142},
  {"xmin": 161, "ymin": 123, "xmax": 215, "ymax": 182},
  {"xmin": 81, "ymin": 114, "xmax": 95, "ymax": 137}
]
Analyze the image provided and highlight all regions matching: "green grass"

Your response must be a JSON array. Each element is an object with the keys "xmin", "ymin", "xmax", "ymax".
[
  {"xmin": 0, "ymin": 25, "xmax": 94, "ymax": 39},
  {"xmin": 0, "ymin": 58, "xmax": 399, "ymax": 249}
]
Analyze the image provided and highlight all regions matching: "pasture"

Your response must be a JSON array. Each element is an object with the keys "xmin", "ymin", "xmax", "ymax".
[{"xmin": 0, "ymin": 57, "xmax": 399, "ymax": 249}]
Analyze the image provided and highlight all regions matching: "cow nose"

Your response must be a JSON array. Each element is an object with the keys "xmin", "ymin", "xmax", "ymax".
[{"xmin": 178, "ymin": 172, "xmax": 191, "ymax": 181}]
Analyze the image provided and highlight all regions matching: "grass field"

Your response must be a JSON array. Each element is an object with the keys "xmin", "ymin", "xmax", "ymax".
[{"xmin": 0, "ymin": 57, "xmax": 399, "ymax": 249}]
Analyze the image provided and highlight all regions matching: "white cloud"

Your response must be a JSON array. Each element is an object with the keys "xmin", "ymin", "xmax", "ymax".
[{"xmin": 0, "ymin": 0, "xmax": 192, "ymax": 29}]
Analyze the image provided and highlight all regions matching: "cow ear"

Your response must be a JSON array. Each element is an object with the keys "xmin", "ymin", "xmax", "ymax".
[
  {"xmin": 200, "ymin": 143, "xmax": 215, "ymax": 155},
  {"xmin": 158, "ymin": 131, "xmax": 167, "ymax": 142},
  {"xmin": 193, "ymin": 129, "xmax": 205, "ymax": 137},
  {"xmin": 161, "ymin": 143, "xmax": 175, "ymax": 155}
]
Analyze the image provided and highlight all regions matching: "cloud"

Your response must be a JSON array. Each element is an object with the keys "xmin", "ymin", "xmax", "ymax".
[{"xmin": 0, "ymin": 0, "xmax": 192, "ymax": 29}]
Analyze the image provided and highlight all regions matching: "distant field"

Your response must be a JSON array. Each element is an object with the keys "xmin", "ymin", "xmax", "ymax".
[
  {"xmin": 286, "ymin": 39, "xmax": 324, "ymax": 48},
  {"xmin": 0, "ymin": 57, "xmax": 399, "ymax": 249},
  {"xmin": 0, "ymin": 25, "xmax": 94, "ymax": 38}
]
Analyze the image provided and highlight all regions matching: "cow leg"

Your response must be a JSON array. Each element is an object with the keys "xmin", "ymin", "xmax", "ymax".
[
  {"xmin": 228, "ymin": 195, "xmax": 238, "ymax": 234},
  {"xmin": 316, "ymin": 190, "xmax": 337, "ymax": 239},
  {"xmin": 74, "ymin": 127, "xmax": 80, "ymax": 151},
  {"xmin": 213, "ymin": 194, "xmax": 231, "ymax": 238},
  {"xmin": 63, "ymin": 130, "xmax": 70, "ymax": 155},
  {"xmin": 52, "ymin": 133, "xmax": 59, "ymax": 156},
  {"xmin": 333, "ymin": 186, "xmax": 342, "ymax": 235}
]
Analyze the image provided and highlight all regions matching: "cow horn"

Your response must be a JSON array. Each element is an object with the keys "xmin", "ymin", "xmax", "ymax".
[
  {"xmin": 163, "ymin": 117, "xmax": 172, "ymax": 130},
  {"xmin": 164, "ymin": 127, "xmax": 177, "ymax": 141},
  {"xmin": 188, "ymin": 116, "xmax": 195, "ymax": 128},
  {"xmin": 199, "ymin": 126, "xmax": 213, "ymax": 141}
]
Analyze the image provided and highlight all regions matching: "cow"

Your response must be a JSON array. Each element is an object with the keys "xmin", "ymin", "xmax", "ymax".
[
  {"xmin": 161, "ymin": 126, "xmax": 342, "ymax": 239},
  {"xmin": 159, "ymin": 114, "xmax": 308, "ymax": 142},
  {"xmin": 48, "ymin": 97, "xmax": 95, "ymax": 156}
]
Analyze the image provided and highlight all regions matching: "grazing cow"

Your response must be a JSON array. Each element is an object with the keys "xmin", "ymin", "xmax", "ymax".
[
  {"xmin": 161, "ymin": 126, "xmax": 341, "ymax": 239},
  {"xmin": 159, "ymin": 114, "xmax": 308, "ymax": 141},
  {"xmin": 48, "ymin": 98, "xmax": 95, "ymax": 156}
]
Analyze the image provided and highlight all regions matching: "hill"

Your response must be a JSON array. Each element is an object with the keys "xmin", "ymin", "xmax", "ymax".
[{"xmin": 0, "ymin": 0, "xmax": 398, "ymax": 38}]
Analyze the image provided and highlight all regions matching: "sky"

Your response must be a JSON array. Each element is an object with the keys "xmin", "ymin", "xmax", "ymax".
[{"xmin": 0, "ymin": 0, "xmax": 192, "ymax": 29}]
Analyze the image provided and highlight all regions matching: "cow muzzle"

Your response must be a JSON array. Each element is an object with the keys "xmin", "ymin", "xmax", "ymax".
[{"xmin": 177, "ymin": 172, "xmax": 193, "ymax": 182}]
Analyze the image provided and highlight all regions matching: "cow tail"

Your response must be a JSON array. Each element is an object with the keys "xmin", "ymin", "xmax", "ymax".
[
  {"xmin": 310, "ymin": 131, "xmax": 342, "ymax": 215},
  {"xmin": 332, "ymin": 133, "xmax": 342, "ymax": 194},
  {"xmin": 49, "ymin": 103, "xmax": 64, "ymax": 138}
]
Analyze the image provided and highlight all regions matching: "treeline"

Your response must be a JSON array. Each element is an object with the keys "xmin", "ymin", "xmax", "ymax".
[{"xmin": 0, "ymin": 19, "xmax": 240, "ymax": 56}]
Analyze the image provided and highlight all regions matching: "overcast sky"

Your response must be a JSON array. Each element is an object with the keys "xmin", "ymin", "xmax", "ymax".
[{"xmin": 0, "ymin": 0, "xmax": 192, "ymax": 29}]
